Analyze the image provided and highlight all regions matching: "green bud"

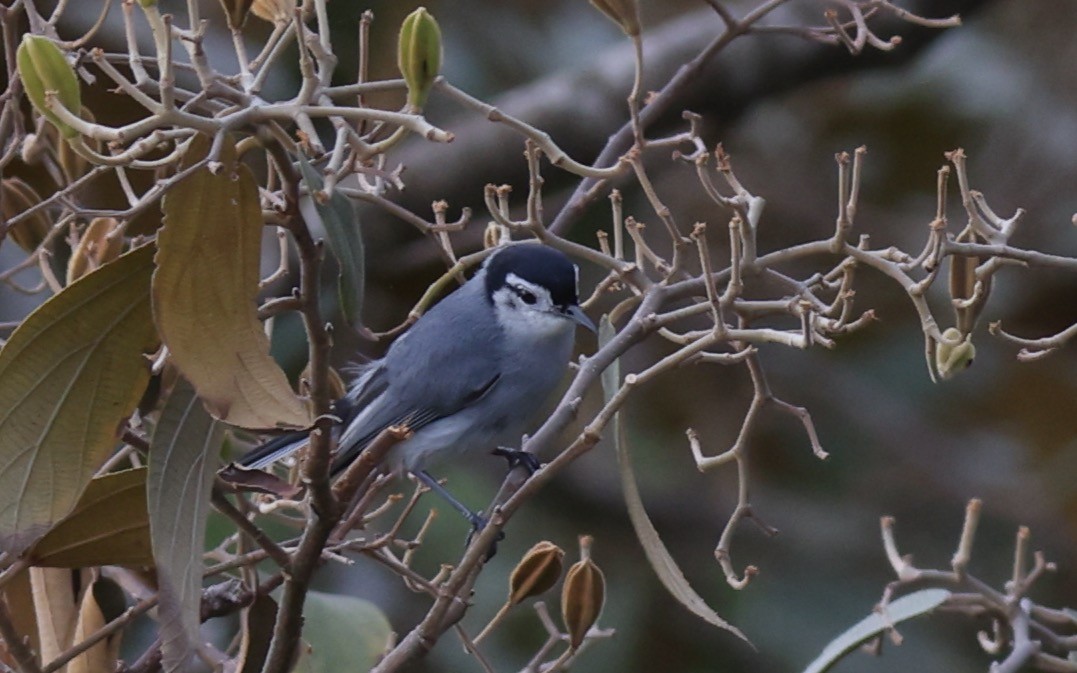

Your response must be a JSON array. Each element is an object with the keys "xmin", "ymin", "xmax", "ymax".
[
  {"xmin": 16, "ymin": 35, "xmax": 82, "ymax": 139},
  {"xmin": 398, "ymin": 7, "xmax": 442, "ymax": 110},
  {"xmin": 936, "ymin": 327, "xmax": 976, "ymax": 380}
]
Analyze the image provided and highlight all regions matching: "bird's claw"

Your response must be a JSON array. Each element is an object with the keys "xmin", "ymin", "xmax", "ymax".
[
  {"xmin": 492, "ymin": 447, "xmax": 543, "ymax": 475},
  {"xmin": 465, "ymin": 511, "xmax": 505, "ymax": 561}
]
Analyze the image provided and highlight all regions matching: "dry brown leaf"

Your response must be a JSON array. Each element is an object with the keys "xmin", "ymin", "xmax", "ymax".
[{"xmin": 153, "ymin": 134, "xmax": 310, "ymax": 430}]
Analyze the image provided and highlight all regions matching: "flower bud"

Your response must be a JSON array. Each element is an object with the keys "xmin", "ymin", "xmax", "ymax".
[
  {"xmin": 561, "ymin": 535, "xmax": 605, "ymax": 650},
  {"xmin": 936, "ymin": 327, "xmax": 976, "ymax": 380},
  {"xmin": 1, "ymin": 177, "xmax": 52, "ymax": 253},
  {"xmin": 589, "ymin": 0, "xmax": 641, "ymax": 37},
  {"xmin": 66, "ymin": 217, "xmax": 125, "ymax": 283},
  {"xmin": 398, "ymin": 7, "xmax": 442, "ymax": 110},
  {"xmin": 16, "ymin": 35, "xmax": 82, "ymax": 139}
]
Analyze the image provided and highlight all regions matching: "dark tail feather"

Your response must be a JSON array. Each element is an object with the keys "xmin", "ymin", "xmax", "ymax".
[
  {"xmin": 237, "ymin": 397, "xmax": 358, "ymax": 471},
  {"xmin": 236, "ymin": 431, "xmax": 309, "ymax": 470}
]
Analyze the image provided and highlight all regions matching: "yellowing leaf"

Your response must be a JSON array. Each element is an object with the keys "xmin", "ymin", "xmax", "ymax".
[
  {"xmin": 30, "ymin": 468, "xmax": 152, "ymax": 567},
  {"xmin": 0, "ymin": 569, "xmax": 38, "ymax": 664},
  {"xmin": 0, "ymin": 244, "xmax": 157, "ymax": 554},
  {"xmin": 154, "ymin": 134, "xmax": 310, "ymax": 430},
  {"xmin": 67, "ymin": 217, "xmax": 125, "ymax": 284},
  {"xmin": 69, "ymin": 579, "xmax": 124, "ymax": 673}
]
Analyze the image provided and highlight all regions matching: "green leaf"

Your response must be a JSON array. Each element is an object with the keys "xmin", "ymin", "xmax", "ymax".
[
  {"xmin": 300, "ymin": 590, "xmax": 392, "ymax": 673},
  {"xmin": 148, "ymin": 378, "xmax": 225, "ymax": 673},
  {"xmin": 154, "ymin": 134, "xmax": 310, "ymax": 430},
  {"xmin": 0, "ymin": 244, "xmax": 157, "ymax": 554},
  {"xmin": 30, "ymin": 467, "xmax": 152, "ymax": 567},
  {"xmin": 801, "ymin": 589, "xmax": 952, "ymax": 673},
  {"xmin": 297, "ymin": 155, "xmax": 365, "ymax": 327}
]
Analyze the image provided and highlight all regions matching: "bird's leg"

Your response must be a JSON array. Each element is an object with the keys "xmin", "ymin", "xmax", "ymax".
[
  {"xmin": 413, "ymin": 470, "xmax": 505, "ymax": 558},
  {"xmin": 491, "ymin": 447, "xmax": 543, "ymax": 475},
  {"xmin": 414, "ymin": 470, "xmax": 485, "ymax": 529}
]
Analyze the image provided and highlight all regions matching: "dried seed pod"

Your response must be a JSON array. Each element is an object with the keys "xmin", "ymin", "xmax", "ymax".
[
  {"xmin": 2, "ymin": 177, "xmax": 52, "ymax": 253},
  {"xmin": 16, "ymin": 35, "xmax": 82, "ymax": 138},
  {"xmin": 561, "ymin": 535, "xmax": 605, "ymax": 650},
  {"xmin": 936, "ymin": 327, "xmax": 976, "ymax": 380},
  {"xmin": 250, "ymin": 0, "xmax": 294, "ymax": 25},
  {"xmin": 510, "ymin": 540, "xmax": 565, "ymax": 604},
  {"xmin": 475, "ymin": 540, "xmax": 565, "ymax": 643},
  {"xmin": 66, "ymin": 217, "xmax": 125, "ymax": 283},
  {"xmin": 949, "ymin": 227, "xmax": 992, "ymax": 334},
  {"xmin": 483, "ymin": 223, "xmax": 503, "ymax": 249},
  {"xmin": 398, "ymin": 7, "xmax": 442, "ymax": 110},
  {"xmin": 589, "ymin": 0, "xmax": 641, "ymax": 37}
]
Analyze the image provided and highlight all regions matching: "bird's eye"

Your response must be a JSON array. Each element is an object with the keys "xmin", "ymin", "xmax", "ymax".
[{"xmin": 515, "ymin": 287, "xmax": 537, "ymax": 305}]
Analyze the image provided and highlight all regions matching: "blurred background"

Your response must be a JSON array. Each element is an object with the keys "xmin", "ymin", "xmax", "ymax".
[
  {"xmin": 318, "ymin": 1, "xmax": 1077, "ymax": 671},
  {"xmin": 4, "ymin": 0, "xmax": 1076, "ymax": 671}
]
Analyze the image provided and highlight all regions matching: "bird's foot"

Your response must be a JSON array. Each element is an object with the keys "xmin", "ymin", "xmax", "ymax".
[
  {"xmin": 492, "ymin": 447, "xmax": 543, "ymax": 475},
  {"xmin": 465, "ymin": 511, "xmax": 506, "ymax": 561}
]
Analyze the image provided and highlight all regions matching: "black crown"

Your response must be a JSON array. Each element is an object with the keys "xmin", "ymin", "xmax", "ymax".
[{"xmin": 484, "ymin": 245, "xmax": 578, "ymax": 308}]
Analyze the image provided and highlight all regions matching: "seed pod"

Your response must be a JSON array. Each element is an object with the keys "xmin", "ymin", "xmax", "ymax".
[
  {"xmin": 949, "ymin": 227, "xmax": 992, "ymax": 334},
  {"xmin": 16, "ymin": 35, "xmax": 82, "ymax": 139},
  {"xmin": 483, "ymin": 223, "xmax": 504, "ymax": 249},
  {"xmin": 936, "ymin": 327, "xmax": 976, "ymax": 380},
  {"xmin": 510, "ymin": 541, "xmax": 565, "ymax": 604},
  {"xmin": 1, "ymin": 177, "xmax": 52, "ymax": 253},
  {"xmin": 67, "ymin": 217, "xmax": 125, "ymax": 283},
  {"xmin": 398, "ymin": 7, "xmax": 442, "ymax": 110},
  {"xmin": 561, "ymin": 535, "xmax": 605, "ymax": 650},
  {"xmin": 249, "ymin": 0, "xmax": 294, "ymax": 25},
  {"xmin": 589, "ymin": 0, "xmax": 641, "ymax": 37},
  {"xmin": 474, "ymin": 541, "xmax": 564, "ymax": 643},
  {"xmin": 54, "ymin": 107, "xmax": 100, "ymax": 183}
]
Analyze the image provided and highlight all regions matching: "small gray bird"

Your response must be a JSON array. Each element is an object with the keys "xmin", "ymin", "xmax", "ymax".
[{"xmin": 237, "ymin": 243, "xmax": 594, "ymax": 524}]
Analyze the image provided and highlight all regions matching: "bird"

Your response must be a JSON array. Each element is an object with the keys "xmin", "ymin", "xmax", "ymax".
[{"xmin": 236, "ymin": 243, "xmax": 595, "ymax": 527}]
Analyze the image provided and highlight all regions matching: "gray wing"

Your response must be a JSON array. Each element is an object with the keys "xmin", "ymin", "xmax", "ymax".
[{"xmin": 331, "ymin": 278, "xmax": 502, "ymax": 474}]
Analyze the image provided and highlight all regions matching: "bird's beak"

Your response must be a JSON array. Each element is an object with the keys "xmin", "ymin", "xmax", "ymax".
[{"xmin": 566, "ymin": 305, "xmax": 596, "ymax": 333}]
